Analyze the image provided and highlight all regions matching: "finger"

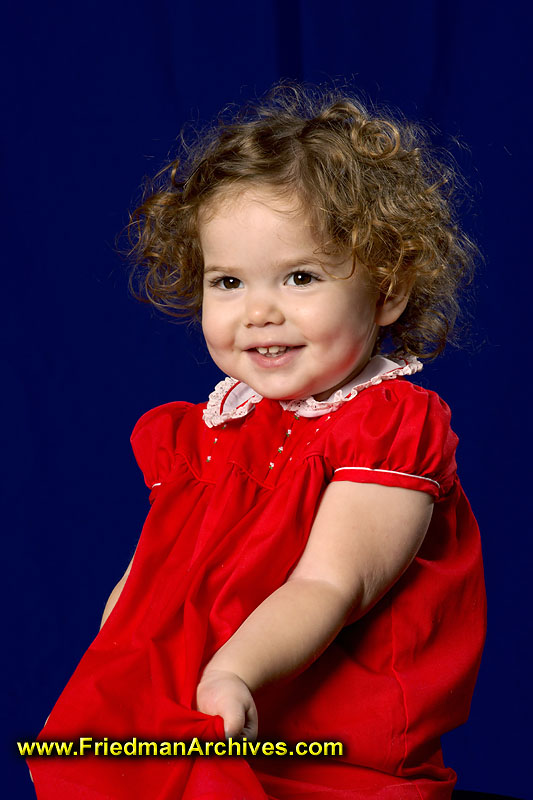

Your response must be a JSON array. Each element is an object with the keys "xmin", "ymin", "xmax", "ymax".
[
  {"xmin": 243, "ymin": 698, "xmax": 259, "ymax": 741},
  {"xmin": 223, "ymin": 704, "xmax": 246, "ymax": 739}
]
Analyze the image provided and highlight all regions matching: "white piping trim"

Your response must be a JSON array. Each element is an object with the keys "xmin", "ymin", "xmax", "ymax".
[
  {"xmin": 333, "ymin": 466, "xmax": 440, "ymax": 489},
  {"xmin": 151, "ymin": 482, "xmax": 162, "ymax": 488}
]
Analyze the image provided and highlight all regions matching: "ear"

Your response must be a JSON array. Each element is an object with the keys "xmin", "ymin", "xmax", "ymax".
[{"xmin": 374, "ymin": 287, "xmax": 411, "ymax": 327}]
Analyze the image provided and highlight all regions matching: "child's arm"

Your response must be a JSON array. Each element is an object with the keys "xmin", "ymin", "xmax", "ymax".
[
  {"xmin": 196, "ymin": 481, "xmax": 433, "ymax": 738},
  {"xmin": 100, "ymin": 556, "xmax": 134, "ymax": 629}
]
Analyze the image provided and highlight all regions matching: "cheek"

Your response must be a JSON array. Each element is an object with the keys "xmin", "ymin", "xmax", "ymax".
[
  {"xmin": 301, "ymin": 304, "xmax": 350, "ymax": 343},
  {"xmin": 295, "ymin": 303, "xmax": 337, "ymax": 334},
  {"xmin": 201, "ymin": 305, "xmax": 232, "ymax": 350},
  {"xmin": 312, "ymin": 315, "xmax": 375, "ymax": 359},
  {"xmin": 200, "ymin": 307, "xmax": 211, "ymax": 344},
  {"xmin": 201, "ymin": 308, "xmax": 218, "ymax": 349}
]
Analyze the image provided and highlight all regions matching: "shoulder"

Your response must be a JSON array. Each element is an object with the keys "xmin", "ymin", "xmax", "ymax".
[
  {"xmin": 326, "ymin": 378, "xmax": 458, "ymax": 499},
  {"xmin": 131, "ymin": 400, "xmax": 196, "ymax": 440},
  {"xmin": 332, "ymin": 377, "xmax": 453, "ymax": 432},
  {"xmin": 130, "ymin": 401, "xmax": 197, "ymax": 489}
]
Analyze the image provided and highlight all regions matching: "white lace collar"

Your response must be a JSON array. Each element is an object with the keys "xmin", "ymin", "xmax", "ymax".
[{"xmin": 202, "ymin": 355, "xmax": 422, "ymax": 428}]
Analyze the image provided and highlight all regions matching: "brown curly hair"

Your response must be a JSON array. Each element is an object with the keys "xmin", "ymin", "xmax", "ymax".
[{"xmin": 128, "ymin": 83, "xmax": 477, "ymax": 359}]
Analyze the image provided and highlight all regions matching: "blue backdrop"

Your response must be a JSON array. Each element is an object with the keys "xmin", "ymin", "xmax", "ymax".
[{"xmin": 4, "ymin": 1, "xmax": 530, "ymax": 798}]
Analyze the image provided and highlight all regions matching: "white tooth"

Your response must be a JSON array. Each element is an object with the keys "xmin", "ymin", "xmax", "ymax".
[{"xmin": 255, "ymin": 345, "xmax": 289, "ymax": 355}]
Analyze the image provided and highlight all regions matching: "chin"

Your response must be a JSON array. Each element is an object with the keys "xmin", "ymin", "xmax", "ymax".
[{"xmin": 261, "ymin": 386, "xmax": 315, "ymax": 402}]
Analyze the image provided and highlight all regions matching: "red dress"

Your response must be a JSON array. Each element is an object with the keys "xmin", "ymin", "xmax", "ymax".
[{"xmin": 29, "ymin": 357, "xmax": 486, "ymax": 800}]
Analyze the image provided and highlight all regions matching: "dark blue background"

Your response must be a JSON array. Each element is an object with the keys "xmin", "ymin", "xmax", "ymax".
[{"xmin": 4, "ymin": 1, "xmax": 530, "ymax": 797}]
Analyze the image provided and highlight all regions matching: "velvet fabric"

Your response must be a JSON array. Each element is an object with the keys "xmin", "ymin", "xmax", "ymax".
[{"xmin": 29, "ymin": 376, "xmax": 486, "ymax": 799}]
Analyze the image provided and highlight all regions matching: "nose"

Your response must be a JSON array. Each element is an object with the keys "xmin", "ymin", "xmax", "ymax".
[{"xmin": 243, "ymin": 288, "xmax": 285, "ymax": 327}]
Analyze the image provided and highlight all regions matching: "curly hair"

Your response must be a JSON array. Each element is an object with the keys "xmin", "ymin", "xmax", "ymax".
[{"xmin": 128, "ymin": 83, "xmax": 477, "ymax": 359}]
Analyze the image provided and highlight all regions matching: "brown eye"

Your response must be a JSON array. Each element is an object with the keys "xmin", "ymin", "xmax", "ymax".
[
  {"xmin": 213, "ymin": 276, "xmax": 242, "ymax": 290},
  {"xmin": 287, "ymin": 271, "xmax": 315, "ymax": 286}
]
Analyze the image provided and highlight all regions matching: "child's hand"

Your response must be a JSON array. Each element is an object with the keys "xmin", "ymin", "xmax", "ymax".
[{"xmin": 196, "ymin": 669, "xmax": 258, "ymax": 740}]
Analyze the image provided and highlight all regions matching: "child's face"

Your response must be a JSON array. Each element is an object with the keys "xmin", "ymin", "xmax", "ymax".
[{"xmin": 199, "ymin": 187, "xmax": 386, "ymax": 401}]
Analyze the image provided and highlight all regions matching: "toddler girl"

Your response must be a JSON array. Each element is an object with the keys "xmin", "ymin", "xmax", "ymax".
[{"xmin": 29, "ymin": 85, "xmax": 486, "ymax": 800}]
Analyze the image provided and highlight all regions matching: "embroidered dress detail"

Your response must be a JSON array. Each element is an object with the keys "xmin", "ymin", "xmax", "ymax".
[{"xmin": 202, "ymin": 355, "xmax": 422, "ymax": 427}]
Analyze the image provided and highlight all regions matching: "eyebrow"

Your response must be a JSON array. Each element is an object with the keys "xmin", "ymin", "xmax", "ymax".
[{"xmin": 203, "ymin": 255, "xmax": 331, "ymax": 274}]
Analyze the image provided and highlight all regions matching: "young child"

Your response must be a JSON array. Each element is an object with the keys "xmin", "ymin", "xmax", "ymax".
[{"xmin": 29, "ymin": 85, "xmax": 486, "ymax": 800}]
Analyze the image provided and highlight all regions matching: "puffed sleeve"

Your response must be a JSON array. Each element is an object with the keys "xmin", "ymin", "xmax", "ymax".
[
  {"xmin": 130, "ymin": 401, "xmax": 194, "ymax": 501},
  {"xmin": 327, "ymin": 382, "xmax": 458, "ymax": 500}
]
